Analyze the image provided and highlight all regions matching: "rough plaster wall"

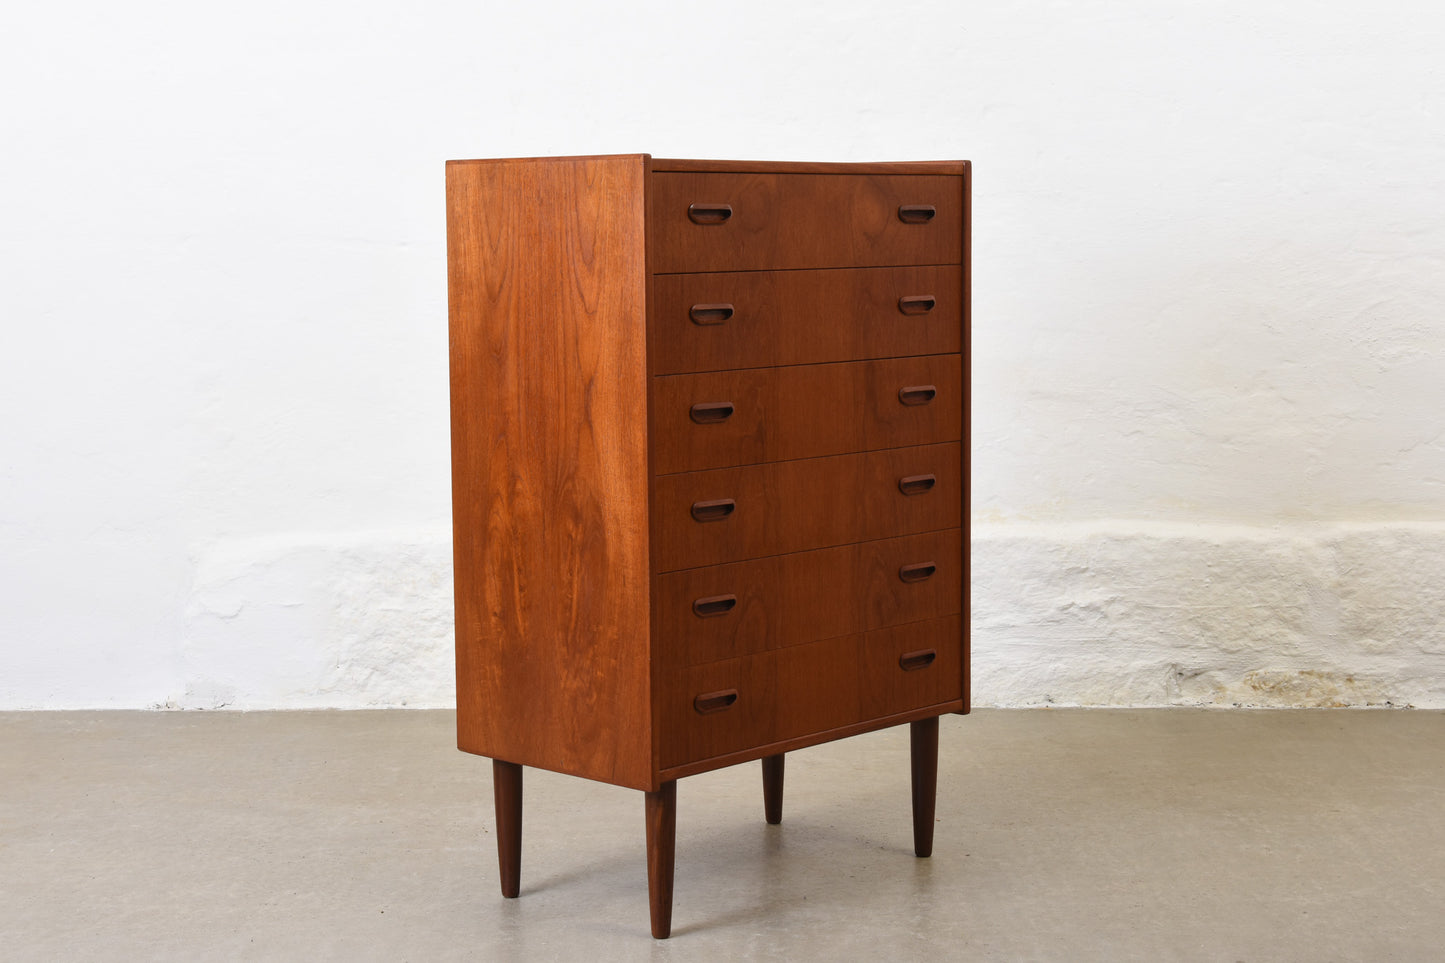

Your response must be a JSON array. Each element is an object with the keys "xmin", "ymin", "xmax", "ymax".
[
  {"xmin": 974, "ymin": 524, "xmax": 1445, "ymax": 707},
  {"xmin": 2, "ymin": 1, "xmax": 1443, "ymax": 707}
]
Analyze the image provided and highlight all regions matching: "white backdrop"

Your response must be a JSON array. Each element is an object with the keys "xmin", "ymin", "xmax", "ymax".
[{"xmin": 3, "ymin": 1, "xmax": 1443, "ymax": 708}]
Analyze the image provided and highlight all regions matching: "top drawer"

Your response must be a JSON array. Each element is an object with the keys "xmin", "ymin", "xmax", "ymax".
[{"xmin": 649, "ymin": 173, "xmax": 963, "ymax": 273}]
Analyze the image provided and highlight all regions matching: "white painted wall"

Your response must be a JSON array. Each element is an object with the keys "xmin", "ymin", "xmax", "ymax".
[{"xmin": 2, "ymin": 1, "xmax": 1443, "ymax": 708}]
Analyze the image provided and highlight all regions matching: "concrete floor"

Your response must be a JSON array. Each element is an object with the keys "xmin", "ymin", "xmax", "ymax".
[{"xmin": 2, "ymin": 710, "xmax": 1442, "ymax": 961}]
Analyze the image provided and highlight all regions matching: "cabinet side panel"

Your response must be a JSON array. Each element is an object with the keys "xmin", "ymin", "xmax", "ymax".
[
  {"xmin": 962, "ymin": 161, "xmax": 972, "ymax": 713},
  {"xmin": 447, "ymin": 156, "xmax": 652, "ymax": 790}
]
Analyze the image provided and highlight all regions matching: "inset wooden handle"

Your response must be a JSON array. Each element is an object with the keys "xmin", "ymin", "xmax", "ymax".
[
  {"xmin": 688, "ymin": 203, "xmax": 733, "ymax": 225},
  {"xmin": 898, "ymin": 205, "xmax": 937, "ymax": 224},
  {"xmin": 691, "ymin": 498, "xmax": 736, "ymax": 522},
  {"xmin": 690, "ymin": 303, "xmax": 734, "ymax": 325},
  {"xmin": 899, "ymin": 562, "xmax": 936, "ymax": 583},
  {"xmin": 694, "ymin": 689, "xmax": 738, "ymax": 714},
  {"xmin": 692, "ymin": 594, "xmax": 737, "ymax": 618},
  {"xmin": 690, "ymin": 402, "xmax": 735, "ymax": 424},
  {"xmin": 899, "ymin": 385, "xmax": 937, "ymax": 406},
  {"xmin": 899, "ymin": 649, "xmax": 937, "ymax": 671},
  {"xmin": 898, "ymin": 474, "xmax": 937, "ymax": 495},
  {"xmin": 898, "ymin": 295, "xmax": 937, "ymax": 315}
]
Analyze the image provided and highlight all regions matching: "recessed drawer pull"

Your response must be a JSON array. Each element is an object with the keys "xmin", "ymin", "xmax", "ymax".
[
  {"xmin": 689, "ymin": 303, "xmax": 735, "ymax": 325},
  {"xmin": 691, "ymin": 498, "xmax": 736, "ymax": 522},
  {"xmin": 899, "ymin": 649, "xmax": 937, "ymax": 671},
  {"xmin": 899, "ymin": 385, "xmax": 937, "ymax": 406},
  {"xmin": 694, "ymin": 689, "xmax": 739, "ymax": 714},
  {"xmin": 690, "ymin": 401, "xmax": 735, "ymax": 424},
  {"xmin": 692, "ymin": 594, "xmax": 737, "ymax": 618},
  {"xmin": 688, "ymin": 203, "xmax": 733, "ymax": 225},
  {"xmin": 898, "ymin": 204, "xmax": 937, "ymax": 224},
  {"xmin": 898, "ymin": 474, "xmax": 936, "ymax": 495},
  {"xmin": 899, "ymin": 562, "xmax": 937, "ymax": 583},
  {"xmin": 898, "ymin": 295, "xmax": 937, "ymax": 315}
]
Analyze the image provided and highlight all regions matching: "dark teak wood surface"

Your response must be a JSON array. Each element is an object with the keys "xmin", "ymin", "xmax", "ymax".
[
  {"xmin": 649, "ymin": 354, "xmax": 963, "ymax": 474},
  {"xmin": 447, "ymin": 154, "xmax": 971, "ymax": 938},
  {"xmin": 762, "ymin": 754, "xmax": 785, "ymax": 825},
  {"xmin": 649, "ymin": 442, "xmax": 964, "ymax": 571},
  {"xmin": 649, "ymin": 173, "xmax": 964, "ymax": 272},
  {"xmin": 447, "ymin": 155, "xmax": 653, "ymax": 790},
  {"xmin": 652, "ymin": 529, "xmax": 963, "ymax": 666},
  {"xmin": 649, "ymin": 265, "xmax": 963, "ymax": 375},
  {"xmin": 493, "ymin": 760, "xmax": 522, "ymax": 898}
]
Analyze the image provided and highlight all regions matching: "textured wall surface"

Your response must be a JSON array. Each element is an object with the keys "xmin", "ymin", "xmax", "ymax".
[{"xmin": 2, "ymin": 1, "xmax": 1443, "ymax": 707}]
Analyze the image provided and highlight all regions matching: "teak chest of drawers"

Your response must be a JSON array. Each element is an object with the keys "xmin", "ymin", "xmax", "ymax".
[{"xmin": 446, "ymin": 154, "xmax": 970, "ymax": 938}]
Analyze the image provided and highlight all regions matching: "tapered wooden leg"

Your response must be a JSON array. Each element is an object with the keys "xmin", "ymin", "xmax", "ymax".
[
  {"xmin": 762, "ymin": 753, "xmax": 785, "ymax": 825},
  {"xmin": 910, "ymin": 717, "xmax": 939, "ymax": 858},
  {"xmin": 493, "ymin": 760, "xmax": 522, "ymax": 898},
  {"xmin": 645, "ymin": 781, "xmax": 677, "ymax": 939}
]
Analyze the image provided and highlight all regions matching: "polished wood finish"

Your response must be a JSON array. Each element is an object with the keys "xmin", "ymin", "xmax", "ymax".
[
  {"xmin": 493, "ymin": 760, "xmax": 522, "ymax": 898},
  {"xmin": 658, "ymin": 615, "xmax": 962, "ymax": 768},
  {"xmin": 653, "ymin": 529, "xmax": 963, "ymax": 666},
  {"xmin": 649, "ymin": 265, "xmax": 962, "ymax": 375},
  {"xmin": 447, "ymin": 154, "xmax": 653, "ymax": 790},
  {"xmin": 651, "ymin": 443, "xmax": 963, "ymax": 571},
  {"xmin": 448, "ymin": 154, "xmax": 969, "ymax": 939},
  {"xmin": 650, "ymin": 355, "xmax": 963, "ymax": 474},
  {"xmin": 658, "ymin": 702, "xmax": 961, "ymax": 783},
  {"xmin": 762, "ymin": 754, "xmax": 785, "ymax": 825},
  {"xmin": 645, "ymin": 782, "xmax": 677, "ymax": 939},
  {"xmin": 649, "ymin": 173, "xmax": 964, "ymax": 272},
  {"xmin": 910, "ymin": 717, "xmax": 939, "ymax": 858}
]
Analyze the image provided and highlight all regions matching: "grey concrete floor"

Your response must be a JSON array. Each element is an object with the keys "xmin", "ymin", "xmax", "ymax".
[{"xmin": 2, "ymin": 709, "xmax": 1442, "ymax": 961}]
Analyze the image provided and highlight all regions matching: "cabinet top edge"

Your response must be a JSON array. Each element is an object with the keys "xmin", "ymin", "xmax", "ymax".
[
  {"xmin": 443, "ymin": 156, "xmax": 968, "ymax": 175},
  {"xmin": 651, "ymin": 158, "xmax": 968, "ymax": 175},
  {"xmin": 444, "ymin": 153, "xmax": 652, "ymax": 167}
]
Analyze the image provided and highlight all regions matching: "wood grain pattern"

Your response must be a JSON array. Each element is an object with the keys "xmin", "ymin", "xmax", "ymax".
[
  {"xmin": 649, "ymin": 173, "xmax": 963, "ymax": 273},
  {"xmin": 649, "ymin": 265, "xmax": 962, "ymax": 376},
  {"xmin": 658, "ymin": 615, "xmax": 962, "ymax": 769},
  {"xmin": 448, "ymin": 155, "xmax": 970, "ymax": 938},
  {"xmin": 447, "ymin": 154, "xmax": 654, "ymax": 790},
  {"xmin": 656, "ymin": 701, "xmax": 962, "ymax": 783},
  {"xmin": 652, "ymin": 529, "xmax": 963, "ymax": 666},
  {"xmin": 649, "ymin": 354, "xmax": 962, "ymax": 474},
  {"xmin": 650, "ymin": 443, "xmax": 963, "ymax": 571}
]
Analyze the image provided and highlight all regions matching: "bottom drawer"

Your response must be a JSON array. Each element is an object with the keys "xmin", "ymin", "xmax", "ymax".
[{"xmin": 658, "ymin": 614, "xmax": 962, "ymax": 769}]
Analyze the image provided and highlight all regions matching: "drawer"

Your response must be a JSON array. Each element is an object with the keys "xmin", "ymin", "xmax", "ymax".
[
  {"xmin": 653, "ymin": 529, "xmax": 963, "ymax": 666},
  {"xmin": 649, "ymin": 265, "xmax": 963, "ymax": 375},
  {"xmin": 649, "ymin": 173, "xmax": 963, "ymax": 273},
  {"xmin": 658, "ymin": 614, "xmax": 963, "ymax": 768},
  {"xmin": 650, "ymin": 355, "xmax": 962, "ymax": 474},
  {"xmin": 650, "ymin": 443, "xmax": 962, "ymax": 571}
]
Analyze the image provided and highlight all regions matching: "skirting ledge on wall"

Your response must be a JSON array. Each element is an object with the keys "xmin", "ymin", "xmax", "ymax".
[
  {"xmin": 146, "ymin": 520, "xmax": 1445, "ymax": 710},
  {"xmin": 971, "ymin": 520, "xmax": 1445, "ymax": 709}
]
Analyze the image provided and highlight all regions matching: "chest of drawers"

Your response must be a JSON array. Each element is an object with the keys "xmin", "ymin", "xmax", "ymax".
[{"xmin": 446, "ymin": 154, "xmax": 970, "ymax": 938}]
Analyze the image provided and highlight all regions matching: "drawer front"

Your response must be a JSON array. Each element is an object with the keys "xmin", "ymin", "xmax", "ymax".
[
  {"xmin": 651, "ymin": 443, "xmax": 962, "ymax": 571},
  {"xmin": 658, "ymin": 614, "xmax": 963, "ymax": 768},
  {"xmin": 653, "ymin": 529, "xmax": 963, "ymax": 666},
  {"xmin": 649, "ymin": 173, "xmax": 963, "ymax": 273},
  {"xmin": 650, "ymin": 355, "xmax": 962, "ymax": 474},
  {"xmin": 649, "ymin": 265, "xmax": 963, "ymax": 375}
]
